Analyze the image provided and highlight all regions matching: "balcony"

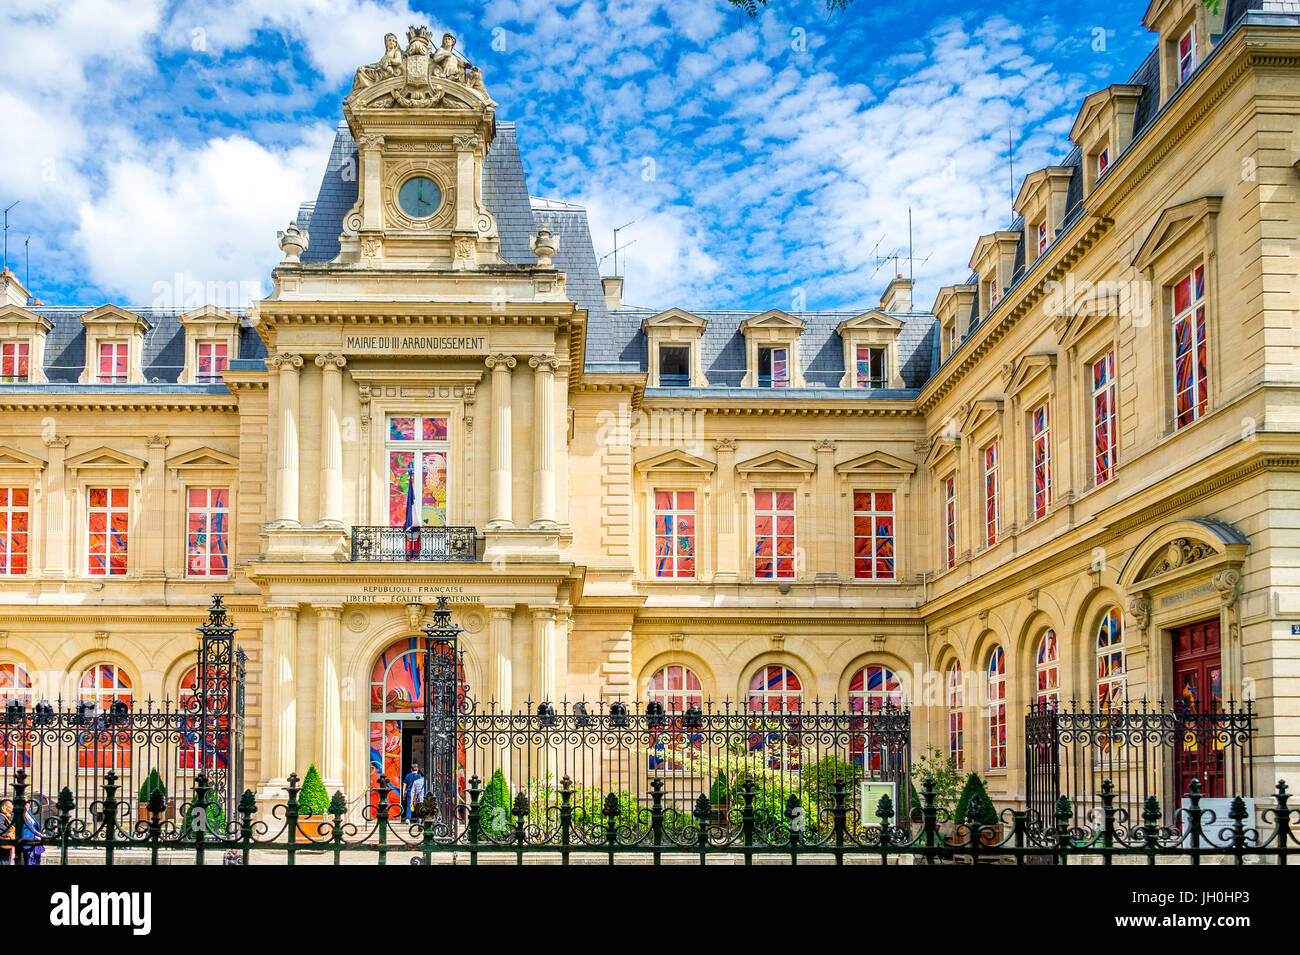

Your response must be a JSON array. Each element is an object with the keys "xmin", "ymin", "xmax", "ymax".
[{"xmin": 350, "ymin": 526, "xmax": 478, "ymax": 562}]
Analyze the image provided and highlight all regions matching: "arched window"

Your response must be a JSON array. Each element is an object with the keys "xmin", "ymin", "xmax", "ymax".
[
  {"xmin": 747, "ymin": 664, "xmax": 802, "ymax": 713},
  {"xmin": 987, "ymin": 646, "xmax": 1006, "ymax": 769},
  {"xmin": 176, "ymin": 665, "xmax": 226, "ymax": 771},
  {"xmin": 947, "ymin": 663, "xmax": 964, "ymax": 770},
  {"xmin": 848, "ymin": 665, "xmax": 904, "ymax": 712},
  {"xmin": 1096, "ymin": 608, "xmax": 1125, "ymax": 709},
  {"xmin": 1035, "ymin": 630, "xmax": 1059, "ymax": 707},
  {"xmin": 647, "ymin": 665, "xmax": 703, "ymax": 713},
  {"xmin": 0, "ymin": 663, "xmax": 33, "ymax": 769},
  {"xmin": 78, "ymin": 663, "xmax": 133, "ymax": 770}
]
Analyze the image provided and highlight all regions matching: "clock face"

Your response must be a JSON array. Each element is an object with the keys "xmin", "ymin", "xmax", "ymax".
[{"xmin": 397, "ymin": 176, "xmax": 442, "ymax": 218}]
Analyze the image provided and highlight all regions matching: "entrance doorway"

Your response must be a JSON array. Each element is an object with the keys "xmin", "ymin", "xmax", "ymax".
[{"xmin": 1171, "ymin": 618, "xmax": 1224, "ymax": 798}]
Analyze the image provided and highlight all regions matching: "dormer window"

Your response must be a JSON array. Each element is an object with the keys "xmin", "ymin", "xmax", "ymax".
[
  {"xmin": 0, "ymin": 342, "xmax": 29, "ymax": 382},
  {"xmin": 97, "ymin": 342, "xmax": 129, "ymax": 383},
  {"xmin": 658, "ymin": 345, "xmax": 689, "ymax": 387},
  {"xmin": 196, "ymin": 341, "xmax": 229, "ymax": 383},
  {"xmin": 1178, "ymin": 26, "xmax": 1197, "ymax": 84},
  {"xmin": 856, "ymin": 346, "xmax": 887, "ymax": 389},
  {"xmin": 758, "ymin": 346, "xmax": 789, "ymax": 388}
]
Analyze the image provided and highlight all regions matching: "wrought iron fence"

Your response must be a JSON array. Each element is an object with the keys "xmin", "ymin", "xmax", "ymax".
[
  {"xmin": 1025, "ymin": 699, "xmax": 1254, "ymax": 830},
  {"xmin": 2, "ymin": 769, "xmax": 1294, "ymax": 865},
  {"xmin": 350, "ymin": 525, "xmax": 477, "ymax": 561},
  {"xmin": 0, "ymin": 596, "xmax": 245, "ymax": 822}
]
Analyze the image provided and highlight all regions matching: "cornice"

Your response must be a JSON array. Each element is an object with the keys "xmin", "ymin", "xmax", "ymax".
[{"xmin": 0, "ymin": 395, "xmax": 239, "ymax": 413}]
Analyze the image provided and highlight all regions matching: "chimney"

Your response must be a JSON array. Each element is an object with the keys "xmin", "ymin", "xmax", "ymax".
[
  {"xmin": 880, "ymin": 274, "xmax": 912, "ymax": 312},
  {"xmin": 602, "ymin": 275, "xmax": 623, "ymax": 312},
  {"xmin": 1, "ymin": 268, "xmax": 30, "ymax": 308}
]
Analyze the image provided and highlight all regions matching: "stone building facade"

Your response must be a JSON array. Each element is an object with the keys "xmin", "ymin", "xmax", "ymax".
[{"xmin": 1, "ymin": 3, "xmax": 1298, "ymax": 806}]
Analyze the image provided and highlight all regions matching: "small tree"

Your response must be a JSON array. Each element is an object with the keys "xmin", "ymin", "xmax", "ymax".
[
  {"xmin": 910, "ymin": 747, "xmax": 965, "ymax": 818},
  {"xmin": 708, "ymin": 770, "xmax": 729, "ymax": 806},
  {"xmin": 138, "ymin": 768, "xmax": 166, "ymax": 804},
  {"xmin": 180, "ymin": 798, "xmax": 226, "ymax": 838},
  {"xmin": 954, "ymin": 772, "xmax": 998, "ymax": 828},
  {"xmin": 481, "ymin": 768, "xmax": 512, "ymax": 836},
  {"xmin": 298, "ymin": 764, "xmax": 331, "ymax": 817}
]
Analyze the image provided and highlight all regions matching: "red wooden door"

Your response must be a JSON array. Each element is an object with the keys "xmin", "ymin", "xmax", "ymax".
[{"xmin": 1172, "ymin": 619, "xmax": 1224, "ymax": 798}]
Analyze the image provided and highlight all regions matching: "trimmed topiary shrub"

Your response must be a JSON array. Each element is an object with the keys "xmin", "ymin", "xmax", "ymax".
[
  {"xmin": 954, "ymin": 772, "xmax": 998, "ymax": 827},
  {"xmin": 481, "ymin": 768, "xmax": 512, "ymax": 836},
  {"xmin": 708, "ymin": 771, "xmax": 729, "ymax": 806},
  {"xmin": 139, "ymin": 768, "xmax": 166, "ymax": 804},
  {"xmin": 180, "ymin": 798, "xmax": 226, "ymax": 838},
  {"xmin": 298, "ymin": 764, "xmax": 331, "ymax": 817}
]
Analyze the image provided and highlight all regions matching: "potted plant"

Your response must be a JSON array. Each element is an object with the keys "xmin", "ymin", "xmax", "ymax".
[
  {"xmin": 950, "ymin": 772, "xmax": 1002, "ymax": 847},
  {"xmin": 138, "ymin": 769, "xmax": 168, "ymax": 824},
  {"xmin": 295, "ymin": 764, "xmax": 333, "ymax": 840}
]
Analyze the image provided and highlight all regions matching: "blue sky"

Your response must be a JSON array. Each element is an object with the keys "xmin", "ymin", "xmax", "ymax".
[{"xmin": 0, "ymin": 0, "xmax": 1156, "ymax": 312}]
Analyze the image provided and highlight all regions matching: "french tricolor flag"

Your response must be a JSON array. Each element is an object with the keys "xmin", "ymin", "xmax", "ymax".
[{"xmin": 404, "ymin": 459, "xmax": 420, "ymax": 559}]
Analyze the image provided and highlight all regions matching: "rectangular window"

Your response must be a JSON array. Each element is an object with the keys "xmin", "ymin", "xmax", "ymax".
[
  {"xmin": 1097, "ymin": 148, "xmax": 1109, "ymax": 178},
  {"xmin": 196, "ymin": 342, "xmax": 229, "ymax": 383},
  {"xmin": 853, "ymin": 491, "xmax": 895, "ymax": 580},
  {"xmin": 855, "ymin": 346, "xmax": 887, "ymax": 388},
  {"xmin": 97, "ymin": 342, "xmax": 128, "ymax": 383},
  {"xmin": 983, "ymin": 442, "xmax": 1000, "ymax": 547},
  {"xmin": 947, "ymin": 323, "xmax": 957, "ymax": 355},
  {"xmin": 1092, "ymin": 351, "xmax": 1118, "ymax": 484},
  {"xmin": 0, "ymin": 488, "xmax": 29, "ymax": 575},
  {"xmin": 387, "ymin": 415, "xmax": 450, "ymax": 527},
  {"xmin": 1037, "ymin": 221, "xmax": 1047, "ymax": 254},
  {"xmin": 754, "ymin": 490, "xmax": 795, "ymax": 579},
  {"xmin": 757, "ymin": 347, "xmax": 788, "ymax": 388},
  {"xmin": 944, "ymin": 476, "xmax": 957, "ymax": 569},
  {"xmin": 989, "ymin": 278, "xmax": 1000, "ymax": 307},
  {"xmin": 1178, "ymin": 26, "xmax": 1197, "ymax": 83},
  {"xmin": 0, "ymin": 342, "xmax": 30, "ymax": 382},
  {"xmin": 1032, "ymin": 402, "xmax": 1052, "ymax": 520},
  {"xmin": 653, "ymin": 490, "xmax": 695, "ymax": 578},
  {"xmin": 88, "ymin": 487, "xmax": 128, "ymax": 576},
  {"xmin": 658, "ymin": 345, "xmax": 689, "ymax": 387},
  {"xmin": 1172, "ymin": 265, "xmax": 1208, "ymax": 429},
  {"xmin": 186, "ymin": 487, "xmax": 229, "ymax": 576}
]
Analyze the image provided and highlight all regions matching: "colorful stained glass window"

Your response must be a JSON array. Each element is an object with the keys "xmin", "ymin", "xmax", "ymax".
[
  {"xmin": 0, "ymin": 487, "xmax": 29, "ymax": 576},
  {"xmin": 855, "ymin": 346, "xmax": 886, "ymax": 388},
  {"xmin": 0, "ymin": 342, "xmax": 29, "ymax": 382},
  {"xmin": 853, "ymin": 491, "xmax": 895, "ymax": 579},
  {"xmin": 1092, "ymin": 351, "xmax": 1118, "ymax": 484},
  {"xmin": 185, "ymin": 487, "xmax": 229, "ymax": 577},
  {"xmin": 78, "ymin": 663, "xmax": 133, "ymax": 770},
  {"xmin": 987, "ymin": 645, "xmax": 1006, "ymax": 769},
  {"xmin": 989, "ymin": 277, "xmax": 999, "ymax": 307},
  {"xmin": 1032, "ymin": 402, "xmax": 1052, "ymax": 520},
  {"xmin": 747, "ymin": 664, "xmax": 802, "ymax": 713},
  {"xmin": 386, "ymin": 415, "xmax": 450, "ymax": 527},
  {"xmin": 647, "ymin": 665, "xmax": 703, "ymax": 713},
  {"xmin": 1036, "ymin": 630, "xmax": 1059, "ymax": 707},
  {"xmin": 177, "ymin": 665, "xmax": 226, "ymax": 771},
  {"xmin": 944, "ymin": 475, "xmax": 957, "ymax": 569},
  {"xmin": 1096, "ymin": 608, "xmax": 1125, "ymax": 709},
  {"xmin": 0, "ymin": 662, "xmax": 33, "ymax": 769},
  {"xmin": 753, "ymin": 490, "xmax": 796, "ymax": 579},
  {"xmin": 984, "ymin": 442, "xmax": 1000, "ymax": 546},
  {"xmin": 1172, "ymin": 265, "xmax": 1208, "ymax": 429},
  {"xmin": 1178, "ymin": 26, "xmax": 1197, "ymax": 83},
  {"xmin": 97, "ymin": 342, "xmax": 128, "ymax": 383},
  {"xmin": 758, "ymin": 346, "xmax": 788, "ymax": 388},
  {"xmin": 849, "ymin": 665, "xmax": 905, "ymax": 773},
  {"xmin": 646, "ymin": 665, "xmax": 706, "ymax": 771},
  {"xmin": 653, "ymin": 490, "xmax": 696, "ymax": 578},
  {"xmin": 87, "ymin": 487, "xmax": 128, "ymax": 576},
  {"xmin": 947, "ymin": 663, "xmax": 964, "ymax": 770},
  {"xmin": 196, "ymin": 342, "xmax": 229, "ymax": 382}
]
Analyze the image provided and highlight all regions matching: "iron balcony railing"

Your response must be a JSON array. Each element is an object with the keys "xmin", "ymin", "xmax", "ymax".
[{"xmin": 350, "ymin": 525, "xmax": 478, "ymax": 562}]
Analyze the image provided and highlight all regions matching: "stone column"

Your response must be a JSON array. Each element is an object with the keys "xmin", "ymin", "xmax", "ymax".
[
  {"xmin": 267, "ymin": 604, "xmax": 300, "ymax": 784},
  {"xmin": 812, "ymin": 439, "xmax": 837, "ymax": 581},
  {"xmin": 41, "ymin": 435, "xmax": 70, "ymax": 577},
  {"xmin": 531, "ymin": 606, "xmax": 557, "ymax": 704},
  {"xmin": 358, "ymin": 134, "xmax": 385, "ymax": 232},
  {"xmin": 315, "ymin": 354, "xmax": 346, "ymax": 528},
  {"xmin": 269, "ymin": 353, "xmax": 303, "ymax": 527},
  {"xmin": 713, "ymin": 438, "xmax": 739, "ymax": 581},
  {"xmin": 315, "ymin": 605, "xmax": 344, "ymax": 789},
  {"xmin": 529, "ymin": 354, "xmax": 559, "ymax": 528},
  {"xmin": 142, "ymin": 435, "xmax": 169, "ymax": 578},
  {"xmin": 486, "ymin": 606, "xmax": 515, "ymax": 711},
  {"xmin": 485, "ymin": 354, "xmax": 516, "ymax": 529}
]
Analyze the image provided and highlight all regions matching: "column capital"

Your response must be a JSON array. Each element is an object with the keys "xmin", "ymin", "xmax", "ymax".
[
  {"xmin": 485, "ymin": 605, "xmax": 516, "ymax": 620},
  {"xmin": 269, "ymin": 603, "xmax": 301, "ymax": 619},
  {"xmin": 485, "ymin": 353, "xmax": 517, "ymax": 370},
  {"xmin": 813, "ymin": 439, "xmax": 836, "ymax": 454},
  {"xmin": 529, "ymin": 605, "xmax": 558, "ymax": 622},
  {"xmin": 268, "ymin": 353, "xmax": 304, "ymax": 370},
  {"xmin": 315, "ymin": 353, "xmax": 346, "ymax": 370},
  {"xmin": 357, "ymin": 133, "xmax": 385, "ymax": 151},
  {"xmin": 528, "ymin": 354, "xmax": 559, "ymax": 372},
  {"xmin": 44, "ymin": 434, "xmax": 70, "ymax": 449},
  {"xmin": 713, "ymin": 437, "xmax": 737, "ymax": 453},
  {"xmin": 315, "ymin": 604, "xmax": 344, "ymax": 620}
]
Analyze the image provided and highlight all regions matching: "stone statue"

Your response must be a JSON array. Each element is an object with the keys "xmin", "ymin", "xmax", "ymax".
[
  {"xmin": 351, "ymin": 33, "xmax": 403, "ymax": 91},
  {"xmin": 432, "ymin": 32, "xmax": 466, "ymax": 80},
  {"xmin": 465, "ymin": 65, "xmax": 496, "ymax": 105}
]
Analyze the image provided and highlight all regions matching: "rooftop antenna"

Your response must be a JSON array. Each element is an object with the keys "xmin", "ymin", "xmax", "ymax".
[
  {"xmin": 2, "ymin": 201, "xmax": 17, "ymax": 274},
  {"xmin": 612, "ymin": 219, "xmax": 637, "ymax": 275},
  {"xmin": 908, "ymin": 208, "xmax": 913, "ymax": 283},
  {"xmin": 598, "ymin": 239, "xmax": 637, "ymax": 269},
  {"xmin": 1008, "ymin": 119, "xmax": 1017, "ymax": 223},
  {"xmin": 24, "ymin": 237, "xmax": 30, "ymax": 291}
]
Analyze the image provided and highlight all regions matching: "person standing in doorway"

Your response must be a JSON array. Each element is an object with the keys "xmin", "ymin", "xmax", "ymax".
[{"xmin": 402, "ymin": 762, "xmax": 422, "ymax": 821}]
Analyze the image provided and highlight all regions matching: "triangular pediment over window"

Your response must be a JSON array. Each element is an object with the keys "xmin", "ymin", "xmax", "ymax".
[
  {"xmin": 640, "ymin": 308, "xmax": 707, "ymax": 332},
  {"xmin": 634, "ymin": 449, "xmax": 715, "ymax": 474},
  {"xmin": 736, "ymin": 450, "xmax": 816, "ymax": 475},
  {"xmin": 80, "ymin": 304, "xmax": 151, "ymax": 331},
  {"xmin": 65, "ymin": 446, "xmax": 147, "ymax": 471},
  {"xmin": 960, "ymin": 397, "xmax": 1003, "ymax": 436},
  {"xmin": 166, "ymin": 446, "xmax": 240, "ymax": 470},
  {"xmin": 836, "ymin": 310, "xmax": 904, "ymax": 333},
  {"xmin": 1004, "ymin": 353, "xmax": 1057, "ymax": 397},
  {"xmin": 740, "ymin": 309, "xmax": 805, "ymax": 332},
  {"xmin": 0, "ymin": 304, "xmax": 52, "ymax": 332},
  {"xmin": 1133, "ymin": 196, "xmax": 1222, "ymax": 271},
  {"xmin": 834, "ymin": 450, "xmax": 917, "ymax": 477},
  {"xmin": 0, "ymin": 445, "xmax": 46, "ymax": 470}
]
